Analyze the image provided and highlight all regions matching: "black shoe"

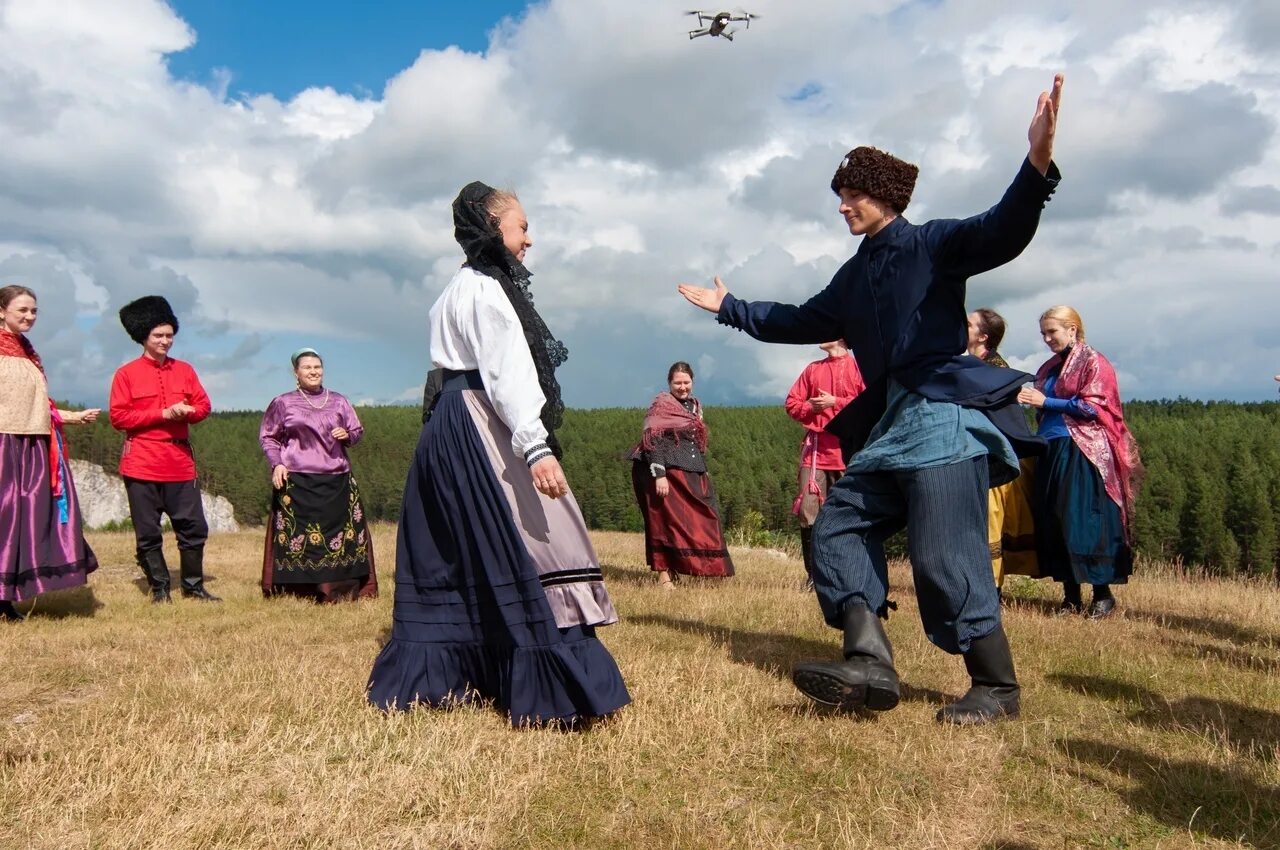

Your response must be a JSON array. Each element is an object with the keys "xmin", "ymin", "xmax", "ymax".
[
  {"xmin": 179, "ymin": 547, "xmax": 222, "ymax": 602},
  {"xmin": 799, "ymin": 527, "xmax": 816, "ymax": 592},
  {"xmin": 138, "ymin": 548, "xmax": 172, "ymax": 603},
  {"xmin": 792, "ymin": 603, "xmax": 900, "ymax": 713},
  {"xmin": 1087, "ymin": 597, "xmax": 1116, "ymax": 620},
  {"xmin": 937, "ymin": 626, "xmax": 1020, "ymax": 725},
  {"xmin": 0, "ymin": 601, "xmax": 25, "ymax": 621},
  {"xmin": 1054, "ymin": 600, "xmax": 1082, "ymax": 617}
]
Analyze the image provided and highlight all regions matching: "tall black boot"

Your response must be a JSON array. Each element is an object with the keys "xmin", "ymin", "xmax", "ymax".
[
  {"xmin": 138, "ymin": 548, "xmax": 171, "ymax": 604},
  {"xmin": 936, "ymin": 625, "xmax": 1020, "ymax": 725},
  {"xmin": 792, "ymin": 603, "xmax": 900, "ymax": 712},
  {"xmin": 179, "ymin": 547, "xmax": 221, "ymax": 602},
  {"xmin": 799, "ymin": 527, "xmax": 815, "ymax": 591}
]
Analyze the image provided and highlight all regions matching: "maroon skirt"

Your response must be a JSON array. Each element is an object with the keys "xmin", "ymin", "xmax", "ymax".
[{"xmin": 631, "ymin": 461, "xmax": 734, "ymax": 577}]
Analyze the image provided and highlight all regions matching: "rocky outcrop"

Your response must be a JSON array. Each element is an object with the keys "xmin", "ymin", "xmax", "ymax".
[{"xmin": 68, "ymin": 459, "xmax": 240, "ymax": 532}]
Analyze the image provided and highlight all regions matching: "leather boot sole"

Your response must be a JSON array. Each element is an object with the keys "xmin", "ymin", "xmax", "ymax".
[{"xmin": 792, "ymin": 667, "xmax": 900, "ymax": 713}]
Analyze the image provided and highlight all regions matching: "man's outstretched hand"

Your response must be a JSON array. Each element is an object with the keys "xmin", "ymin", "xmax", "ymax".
[
  {"xmin": 1028, "ymin": 73, "xmax": 1063, "ymax": 176},
  {"xmin": 678, "ymin": 276, "xmax": 729, "ymax": 314}
]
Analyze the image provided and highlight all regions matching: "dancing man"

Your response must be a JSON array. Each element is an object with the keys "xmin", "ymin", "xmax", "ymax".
[
  {"xmin": 784, "ymin": 341, "xmax": 863, "ymax": 589},
  {"xmin": 110, "ymin": 296, "xmax": 220, "ymax": 604},
  {"xmin": 679, "ymin": 75, "xmax": 1063, "ymax": 725}
]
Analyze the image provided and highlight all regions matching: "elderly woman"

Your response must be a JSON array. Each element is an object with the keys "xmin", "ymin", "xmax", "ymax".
[
  {"xmin": 967, "ymin": 308, "xmax": 1039, "ymax": 589},
  {"xmin": 0, "ymin": 285, "xmax": 99, "ymax": 620},
  {"xmin": 367, "ymin": 182, "xmax": 629, "ymax": 728},
  {"xmin": 1018, "ymin": 306, "xmax": 1142, "ymax": 618},
  {"xmin": 259, "ymin": 348, "xmax": 376, "ymax": 602},
  {"xmin": 630, "ymin": 361, "xmax": 735, "ymax": 587}
]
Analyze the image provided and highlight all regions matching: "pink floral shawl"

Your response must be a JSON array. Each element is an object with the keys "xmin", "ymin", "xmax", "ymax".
[
  {"xmin": 1035, "ymin": 343, "xmax": 1143, "ymax": 537},
  {"xmin": 634, "ymin": 392, "xmax": 708, "ymax": 455}
]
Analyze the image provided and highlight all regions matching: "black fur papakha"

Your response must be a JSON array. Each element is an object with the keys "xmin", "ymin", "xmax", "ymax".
[
  {"xmin": 831, "ymin": 146, "xmax": 919, "ymax": 213},
  {"xmin": 119, "ymin": 295, "xmax": 180, "ymax": 344}
]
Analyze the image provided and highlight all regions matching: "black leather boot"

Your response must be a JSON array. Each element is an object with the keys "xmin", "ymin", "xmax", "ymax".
[
  {"xmin": 937, "ymin": 625, "xmax": 1020, "ymax": 725},
  {"xmin": 179, "ymin": 547, "xmax": 221, "ymax": 602},
  {"xmin": 138, "ymin": 548, "xmax": 172, "ymax": 603},
  {"xmin": 799, "ymin": 527, "xmax": 815, "ymax": 591},
  {"xmin": 0, "ymin": 600, "xmax": 25, "ymax": 621},
  {"xmin": 792, "ymin": 603, "xmax": 900, "ymax": 712}
]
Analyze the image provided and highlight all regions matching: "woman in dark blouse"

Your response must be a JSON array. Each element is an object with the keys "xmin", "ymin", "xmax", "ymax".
[{"xmin": 630, "ymin": 362, "xmax": 734, "ymax": 587}]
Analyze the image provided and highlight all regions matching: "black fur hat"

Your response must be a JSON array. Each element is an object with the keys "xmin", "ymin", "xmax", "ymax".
[
  {"xmin": 830, "ymin": 146, "xmax": 919, "ymax": 213},
  {"xmin": 119, "ymin": 295, "xmax": 179, "ymax": 344}
]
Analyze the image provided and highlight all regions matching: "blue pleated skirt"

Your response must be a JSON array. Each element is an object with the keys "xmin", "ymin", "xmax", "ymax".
[
  {"xmin": 366, "ymin": 372, "xmax": 630, "ymax": 727},
  {"xmin": 1034, "ymin": 436, "xmax": 1132, "ymax": 586}
]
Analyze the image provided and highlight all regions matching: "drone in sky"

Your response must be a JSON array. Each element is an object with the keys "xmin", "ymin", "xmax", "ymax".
[{"xmin": 687, "ymin": 10, "xmax": 760, "ymax": 42}]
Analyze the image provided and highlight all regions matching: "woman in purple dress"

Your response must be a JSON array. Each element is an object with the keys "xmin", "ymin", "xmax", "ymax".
[
  {"xmin": 0, "ymin": 285, "xmax": 99, "ymax": 620},
  {"xmin": 259, "ymin": 348, "xmax": 377, "ymax": 602}
]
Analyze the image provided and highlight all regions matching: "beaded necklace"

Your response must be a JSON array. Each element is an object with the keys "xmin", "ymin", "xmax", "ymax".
[{"xmin": 297, "ymin": 386, "xmax": 330, "ymax": 410}]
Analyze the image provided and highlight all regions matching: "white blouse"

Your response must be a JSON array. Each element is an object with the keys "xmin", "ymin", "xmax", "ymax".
[{"xmin": 429, "ymin": 266, "xmax": 550, "ymax": 456}]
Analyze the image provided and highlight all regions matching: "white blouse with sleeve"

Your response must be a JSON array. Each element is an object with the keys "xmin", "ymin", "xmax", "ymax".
[{"xmin": 429, "ymin": 266, "xmax": 551, "ymax": 458}]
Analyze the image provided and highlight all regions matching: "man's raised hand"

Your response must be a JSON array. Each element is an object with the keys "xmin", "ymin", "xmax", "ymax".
[
  {"xmin": 1028, "ymin": 73, "xmax": 1063, "ymax": 176},
  {"xmin": 678, "ymin": 276, "xmax": 729, "ymax": 314}
]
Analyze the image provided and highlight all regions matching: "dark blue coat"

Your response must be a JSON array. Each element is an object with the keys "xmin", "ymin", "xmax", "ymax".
[{"xmin": 717, "ymin": 157, "xmax": 1060, "ymax": 461}]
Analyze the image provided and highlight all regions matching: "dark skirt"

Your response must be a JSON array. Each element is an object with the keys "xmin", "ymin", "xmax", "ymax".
[
  {"xmin": 367, "ymin": 374, "xmax": 629, "ymax": 727},
  {"xmin": 0, "ymin": 432, "xmax": 97, "ymax": 602},
  {"xmin": 262, "ymin": 471, "xmax": 376, "ymax": 603},
  {"xmin": 1034, "ymin": 436, "xmax": 1132, "ymax": 586},
  {"xmin": 631, "ymin": 461, "xmax": 734, "ymax": 577}
]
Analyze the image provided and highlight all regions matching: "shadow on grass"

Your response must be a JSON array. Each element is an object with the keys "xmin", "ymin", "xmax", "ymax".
[
  {"xmin": 1123, "ymin": 607, "xmax": 1278, "ymax": 649},
  {"xmin": 1160, "ymin": 636, "xmax": 1280, "ymax": 675},
  {"xmin": 1048, "ymin": 673, "xmax": 1280, "ymax": 759},
  {"xmin": 1057, "ymin": 737, "xmax": 1280, "ymax": 846},
  {"xmin": 976, "ymin": 842, "xmax": 1040, "ymax": 850},
  {"xmin": 17, "ymin": 584, "xmax": 101, "ymax": 619},
  {"xmin": 131, "ymin": 573, "xmax": 225, "ymax": 597},
  {"xmin": 629, "ymin": 613, "xmax": 951, "ymax": 705}
]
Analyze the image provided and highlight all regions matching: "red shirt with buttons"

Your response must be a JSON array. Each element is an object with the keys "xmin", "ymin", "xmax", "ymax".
[
  {"xmin": 784, "ymin": 353, "xmax": 866, "ymax": 471},
  {"xmin": 108, "ymin": 355, "xmax": 212, "ymax": 482}
]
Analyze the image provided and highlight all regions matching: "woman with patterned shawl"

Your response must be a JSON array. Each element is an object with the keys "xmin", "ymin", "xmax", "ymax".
[
  {"xmin": 367, "ymin": 183, "xmax": 629, "ymax": 727},
  {"xmin": 259, "ymin": 347, "xmax": 376, "ymax": 603},
  {"xmin": 0, "ymin": 285, "xmax": 99, "ymax": 621},
  {"xmin": 1018, "ymin": 305, "xmax": 1142, "ymax": 618},
  {"xmin": 967, "ymin": 308, "xmax": 1040, "ymax": 590},
  {"xmin": 629, "ymin": 361, "xmax": 735, "ymax": 587}
]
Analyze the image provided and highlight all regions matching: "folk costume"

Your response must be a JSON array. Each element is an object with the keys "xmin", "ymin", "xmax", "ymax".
[
  {"xmin": 1032, "ymin": 342, "xmax": 1141, "ymax": 617},
  {"xmin": 629, "ymin": 392, "xmax": 734, "ymax": 579},
  {"xmin": 979, "ymin": 350, "xmax": 1039, "ymax": 589},
  {"xmin": 259, "ymin": 361, "xmax": 376, "ymax": 603},
  {"xmin": 367, "ymin": 182, "xmax": 629, "ymax": 727},
  {"xmin": 714, "ymin": 147, "xmax": 1060, "ymax": 724},
  {"xmin": 108, "ymin": 296, "xmax": 218, "ymax": 603},
  {"xmin": 0, "ymin": 328, "xmax": 97, "ymax": 617},
  {"xmin": 784, "ymin": 349, "xmax": 865, "ymax": 586}
]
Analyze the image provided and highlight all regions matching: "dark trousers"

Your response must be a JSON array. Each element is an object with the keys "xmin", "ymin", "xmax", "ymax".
[
  {"xmin": 124, "ymin": 478, "xmax": 209, "ymax": 553},
  {"xmin": 811, "ymin": 456, "xmax": 999, "ymax": 654}
]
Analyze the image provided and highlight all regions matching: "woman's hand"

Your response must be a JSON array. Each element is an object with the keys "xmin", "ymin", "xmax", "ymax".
[
  {"xmin": 1028, "ymin": 73, "xmax": 1063, "ymax": 176},
  {"xmin": 1017, "ymin": 386, "xmax": 1046, "ymax": 408},
  {"xmin": 531, "ymin": 456, "xmax": 570, "ymax": 500},
  {"xmin": 655, "ymin": 477, "xmax": 670, "ymax": 498},
  {"xmin": 272, "ymin": 464, "xmax": 289, "ymax": 490},
  {"xmin": 331, "ymin": 426, "xmax": 350, "ymax": 442},
  {"xmin": 71, "ymin": 408, "xmax": 101, "ymax": 424},
  {"xmin": 677, "ymin": 276, "xmax": 729, "ymax": 314}
]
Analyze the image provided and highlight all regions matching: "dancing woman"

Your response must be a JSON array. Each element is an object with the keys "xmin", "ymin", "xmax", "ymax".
[
  {"xmin": 1018, "ymin": 306, "xmax": 1141, "ymax": 618},
  {"xmin": 629, "ymin": 361, "xmax": 734, "ymax": 587},
  {"xmin": 367, "ymin": 183, "xmax": 629, "ymax": 727}
]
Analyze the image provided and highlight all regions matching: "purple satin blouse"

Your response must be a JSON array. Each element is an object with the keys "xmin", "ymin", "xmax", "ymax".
[{"xmin": 259, "ymin": 388, "xmax": 363, "ymax": 475}]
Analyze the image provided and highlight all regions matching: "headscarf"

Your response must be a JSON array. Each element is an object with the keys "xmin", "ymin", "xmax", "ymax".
[
  {"xmin": 291, "ymin": 347, "xmax": 321, "ymax": 368},
  {"xmin": 1035, "ymin": 342, "xmax": 1143, "ymax": 537},
  {"xmin": 452, "ymin": 181, "xmax": 567, "ymax": 458}
]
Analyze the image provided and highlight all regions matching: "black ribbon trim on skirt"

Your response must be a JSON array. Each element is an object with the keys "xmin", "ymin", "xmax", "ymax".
[
  {"xmin": 654, "ymin": 544, "xmax": 730, "ymax": 559},
  {"xmin": 538, "ymin": 567, "xmax": 605, "ymax": 588}
]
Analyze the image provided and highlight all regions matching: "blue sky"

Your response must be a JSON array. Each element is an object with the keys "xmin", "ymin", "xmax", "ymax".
[{"xmin": 166, "ymin": 0, "xmax": 531, "ymax": 98}]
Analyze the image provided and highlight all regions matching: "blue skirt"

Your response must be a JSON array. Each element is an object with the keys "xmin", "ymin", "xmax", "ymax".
[
  {"xmin": 366, "ymin": 373, "xmax": 630, "ymax": 727},
  {"xmin": 1034, "ymin": 436, "xmax": 1132, "ymax": 586}
]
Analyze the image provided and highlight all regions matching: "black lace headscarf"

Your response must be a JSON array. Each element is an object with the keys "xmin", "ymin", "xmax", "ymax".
[{"xmin": 452, "ymin": 181, "xmax": 568, "ymax": 458}]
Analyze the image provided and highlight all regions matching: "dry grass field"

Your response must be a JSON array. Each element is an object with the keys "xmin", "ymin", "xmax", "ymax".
[{"xmin": 2, "ymin": 525, "xmax": 1279, "ymax": 849}]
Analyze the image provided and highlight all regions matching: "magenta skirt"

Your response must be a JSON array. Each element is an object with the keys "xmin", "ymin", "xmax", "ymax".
[{"xmin": 0, "ymin": 432, "xmax": 97, "ymax": 602}]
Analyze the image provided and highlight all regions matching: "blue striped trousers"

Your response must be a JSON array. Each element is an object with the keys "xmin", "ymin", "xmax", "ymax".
[{"xmin": 811, "ymin": 456, "xmax": 1000, "ymax": 654}]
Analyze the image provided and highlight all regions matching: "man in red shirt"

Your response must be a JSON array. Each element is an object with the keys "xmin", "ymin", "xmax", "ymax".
[
  {"xmin": 109, "ymin": 296, "xmax": 220, "ymax": 603},
  {"xmin": 785, "ymin": 340, "xmax": 864, "ymax": 588}
]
